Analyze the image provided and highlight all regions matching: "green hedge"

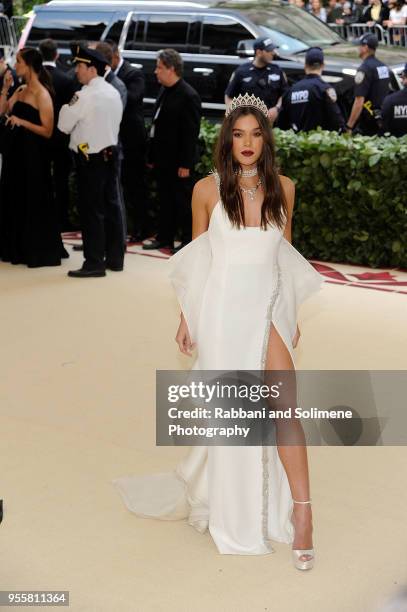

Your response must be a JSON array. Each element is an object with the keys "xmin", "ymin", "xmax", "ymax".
[{"xmin": 197, "ymin": 119, "xmax": 407, "ymax": 269}]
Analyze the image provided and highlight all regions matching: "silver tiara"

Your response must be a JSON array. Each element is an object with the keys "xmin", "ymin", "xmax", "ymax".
[{"xmin": 225, "ymin": 93, "xmax": 269, "ymax": 118}]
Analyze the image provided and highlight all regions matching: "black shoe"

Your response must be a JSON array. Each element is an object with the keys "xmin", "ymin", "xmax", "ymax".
[
  {"xmin": 142, "ymin": 239, "xmax": 172, "ymax": 250},
  {"xmin": 68, "ymin": 268, "xmax": 106, "ymax": 278},
  {"xmin": 61, "ymin": 247, "xmax": 70, "ymax": 259},
  {"xmin": 127, "ymin": 233, "xmax": 143, "ymax": 243},
  {"xmin": 171, "ymin": 243, "xmax": 188, "ymax": 254},
  {"xmin": 72, "ymin": 244, "xmax": 83, "ymax": 252}
]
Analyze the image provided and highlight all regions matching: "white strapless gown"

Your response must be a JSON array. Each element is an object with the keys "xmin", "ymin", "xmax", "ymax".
[{"xmin": 114, "ymin": 193, "xmax": 324, "ymax": 555}]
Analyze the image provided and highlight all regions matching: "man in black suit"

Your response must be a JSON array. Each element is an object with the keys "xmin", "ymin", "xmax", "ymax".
[
  {"xmin": 94, "ymin": 41, "xmax": 128, "ymax": 243},
  {"xmin": 108, "ymin": 40, "xmax": 149, "ymax": 242},
  {"xmin": 39, "ymin": 38, "xmax": 76, "ymax": 231},
  {"xmin": 143, "ymin": 49, "xmax": 201, "ymax": 253},
  {"xmin": 94, "ymin": 42, "xmax": 127, "ymax": 109}
]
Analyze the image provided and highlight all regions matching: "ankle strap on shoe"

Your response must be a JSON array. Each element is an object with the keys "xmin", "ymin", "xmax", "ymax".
[{"xmin": 292, "ymin": 499, "xmax": 312, "ymax": 504}]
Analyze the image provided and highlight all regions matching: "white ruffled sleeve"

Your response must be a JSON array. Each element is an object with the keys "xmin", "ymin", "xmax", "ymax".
[
  {"xmin": 167, "ymin": 231, "xmax": 212, "ymax": 344},
  {"xmin": 273, "ymin": 237, "xmax": 324, "ymax": 353}
]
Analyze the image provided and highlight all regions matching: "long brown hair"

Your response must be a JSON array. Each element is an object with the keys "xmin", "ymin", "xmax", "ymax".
[
  {"xmin": 18, "ymin": 47, "xmax": 55, "ymax": 98},
  {"xmin": 214, "ymin": 106, "xmax": 287, "ymax": 231}
]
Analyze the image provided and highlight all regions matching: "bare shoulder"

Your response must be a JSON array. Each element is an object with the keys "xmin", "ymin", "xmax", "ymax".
[
  {"xmin": 279, "ymin": 174, "xmax": 295, "ymax": 210},
  {"xmin": 279, "ymin": 174, "xmax": 295, "ymax": 195},
  {"xmin": 193, "ymin": 175, "xmax": 218, "ymax": 197},
  {"xmin": 192, "ymin": 175, "xmax": 218, "ymax": 213},
  {"xmin": 37, "ymin": 86, "xmax": 52, "ymax": 106}
]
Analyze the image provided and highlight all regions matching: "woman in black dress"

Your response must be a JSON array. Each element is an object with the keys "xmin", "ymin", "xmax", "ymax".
[{"xmin": 0, "ymin": 47, "xmax": 66, "ymax": 267}]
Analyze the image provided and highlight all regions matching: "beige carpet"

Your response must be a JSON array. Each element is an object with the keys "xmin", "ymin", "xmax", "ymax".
[{"xmin": 1, "ymin": 247, "xmax": 406, "ymax": 612}]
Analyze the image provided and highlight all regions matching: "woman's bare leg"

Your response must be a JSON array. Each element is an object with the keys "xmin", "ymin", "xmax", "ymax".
[{"xmin": 264, "ymin": 323, "xmax": 313, "ymax": 559}]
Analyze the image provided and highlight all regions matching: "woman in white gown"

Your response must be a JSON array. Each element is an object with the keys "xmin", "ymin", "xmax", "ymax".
[{"xmin": 114, "ymin": 94, "xmax": 324, "ymax": 570}]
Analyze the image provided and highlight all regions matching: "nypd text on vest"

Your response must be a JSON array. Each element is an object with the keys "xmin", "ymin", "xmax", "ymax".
[{"xmin": 291, "ymin": 90, "xmax": 309, "ymax": 104}]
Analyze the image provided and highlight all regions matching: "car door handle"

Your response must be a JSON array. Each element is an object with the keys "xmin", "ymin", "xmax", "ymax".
[
  {"xmin": 193, "ymin": 67, "xmax": 214, "ymax": 76},
  {"xmin": 131, "ymin": 63, "xmax": 143, "ymax": 69}
]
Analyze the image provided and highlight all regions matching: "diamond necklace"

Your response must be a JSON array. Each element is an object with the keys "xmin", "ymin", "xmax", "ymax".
[
  {"xmin": 239, "ymin": 179, "xmax": 262, "ymax": 202},
  {"xmin": 235, "ymin": 166, "xmax": 258, "ymax": 178}
]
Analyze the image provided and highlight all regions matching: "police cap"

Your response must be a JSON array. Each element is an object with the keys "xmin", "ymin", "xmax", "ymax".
[
  {"xmin": 305, "ymin": 47, "xmax": 324, "ymax": 65},
  {"xmin": 71, "ymin": 43, "xmax": 108, "ymax": 71},
  {"xmin": 253, "ymin": 37, "xmax": 278, "ymax": 52},
  {"xmin": 353, "ymin": 33, "xmax": 378, "ymax": 49}
]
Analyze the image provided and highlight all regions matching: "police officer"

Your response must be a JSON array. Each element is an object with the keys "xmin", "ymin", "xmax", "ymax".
[
  {"xmin": 58, "ymin": 44, "xmax": 124, "ymax": 278},
  {"xmin": 69, "ymin": 41, "xmax": 127, "ymax": 253},
  {"xmin": 381, "ymin": 63, "xmax": 407, "ymax": 137},
  {"xmin": 225, "ymin": 36, "xmax": 288, "ymax": 123},
  {"xmin": 278, "ymin": 47, "xmax": 345, "ymax": 132},
  {"xmin": 346, "ymin": 33, "xmax": 391, "ymax": 135}
]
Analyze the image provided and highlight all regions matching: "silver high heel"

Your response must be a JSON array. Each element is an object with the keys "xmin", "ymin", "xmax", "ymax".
[{"xmin": 291, "ymin": 499, "xmax": 315, "ymax": 571}]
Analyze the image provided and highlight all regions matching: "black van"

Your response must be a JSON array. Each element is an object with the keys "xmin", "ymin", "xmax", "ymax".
[{"xmin": 20, "ymin": 0, "xmax": 403, "ymax": 117}]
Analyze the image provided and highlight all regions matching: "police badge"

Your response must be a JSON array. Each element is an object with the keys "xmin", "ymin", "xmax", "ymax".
[
  {"xmin": 326, "ymin": 87, "xmax": 337, "ymax": 103},
  {"xmin": 355, "ymin": 71, "xmax": 365, "ymax": 85},
  {"xmin": 69, "ymin": 93, "xmax": 79, "ymax": 106}
]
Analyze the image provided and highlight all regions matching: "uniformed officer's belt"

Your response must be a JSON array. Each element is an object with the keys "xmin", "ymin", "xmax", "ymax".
[{"xmin": 76, "ymin": 145, "xmax": 115, "ymax": 161}]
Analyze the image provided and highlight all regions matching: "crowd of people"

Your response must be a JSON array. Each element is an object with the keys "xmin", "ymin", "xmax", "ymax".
[
  {"xmin": 0, "ymin": 34, "xmax": 405, "ymax": 274},
  {"xmin": 291, "ymin": 0, "xmax": 407, "ymax": 28},
  {"xmin": 0, "ymin": 41, "xmax": 202, "ymax": 273}
]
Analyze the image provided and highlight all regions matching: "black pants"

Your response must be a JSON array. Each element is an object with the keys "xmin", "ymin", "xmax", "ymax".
[
  {"xmin": 358, "ymin": 111, "xmax": 381, "ymax": 136},
  {"xmin": 155, "ymin": 167, "xmax": 193, "ymax": 248},
  {"xmin": 51, "ymin": 145, "xmax": 73, "ymax": 231},
  {"xmin": 116, "ymin": 143, "xmax": 127, "ymax": 242},
  {"xmin": 121, "ymin": 147, "xmax": 149, "ymax": 237},
  {"xmin": 75, "ymin": 148, "xmax": 125, "ymax": 271}
]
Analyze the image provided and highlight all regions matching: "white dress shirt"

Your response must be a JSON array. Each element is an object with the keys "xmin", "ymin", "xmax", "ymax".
[
  {"xmin": 390, "ymin": 6, "xmax": 407, "ymax": 24},
  {"xmin": 58, "ymin": 76, "xmax": 123, "ymax": 153}
]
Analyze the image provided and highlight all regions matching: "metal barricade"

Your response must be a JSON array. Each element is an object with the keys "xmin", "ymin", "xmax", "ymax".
[
  {"xmin": 346, "ymin": 23, "xmax": 387, "ymax": 44},
  {"xmin": 0, "ymin": 15, "xmax": 14, "ymax": 52},
  {"xmin": 328, "ymin": 23, "xmax": 348, "ymax": 40},
  {"xmin": 0, "ymin": 15, "xmax": 30, "ymax": 58},
  {"xmin": 386, "ymin": 25, "xmax": 407, "ymax": 47},
  {"xmin": 10, "ymin": 15, "xmax": 29, "ymax": 47},
  {"xmin": 329, "ymin": 22, "xmax": 407, "ymax": 47}
]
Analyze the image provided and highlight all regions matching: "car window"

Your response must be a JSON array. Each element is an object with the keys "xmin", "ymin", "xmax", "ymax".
[
  {"xmin": 124, "ymin": 14, "xmax": 147, "ymax": 50},
  {"xmin": 104, "ymin": 17, "xmax": 126, "ymax": 45},
  {"xmin": 145, "ymin": 14, "xmax": 189, "ymax": 51},
  {"xmin": 26, "ymin": 11, "xmax": 112, "ymax": 48},
  {"xmin": 245, "ymin": 6, "xmax": 342, "ymax": 53},
  {"xmin": 125, "ymin": 13, "xmax": 199, "ymax": 51},
  {"xmin": 201, "ymin": 15, "xmax": 254, "ymax": 55}
]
